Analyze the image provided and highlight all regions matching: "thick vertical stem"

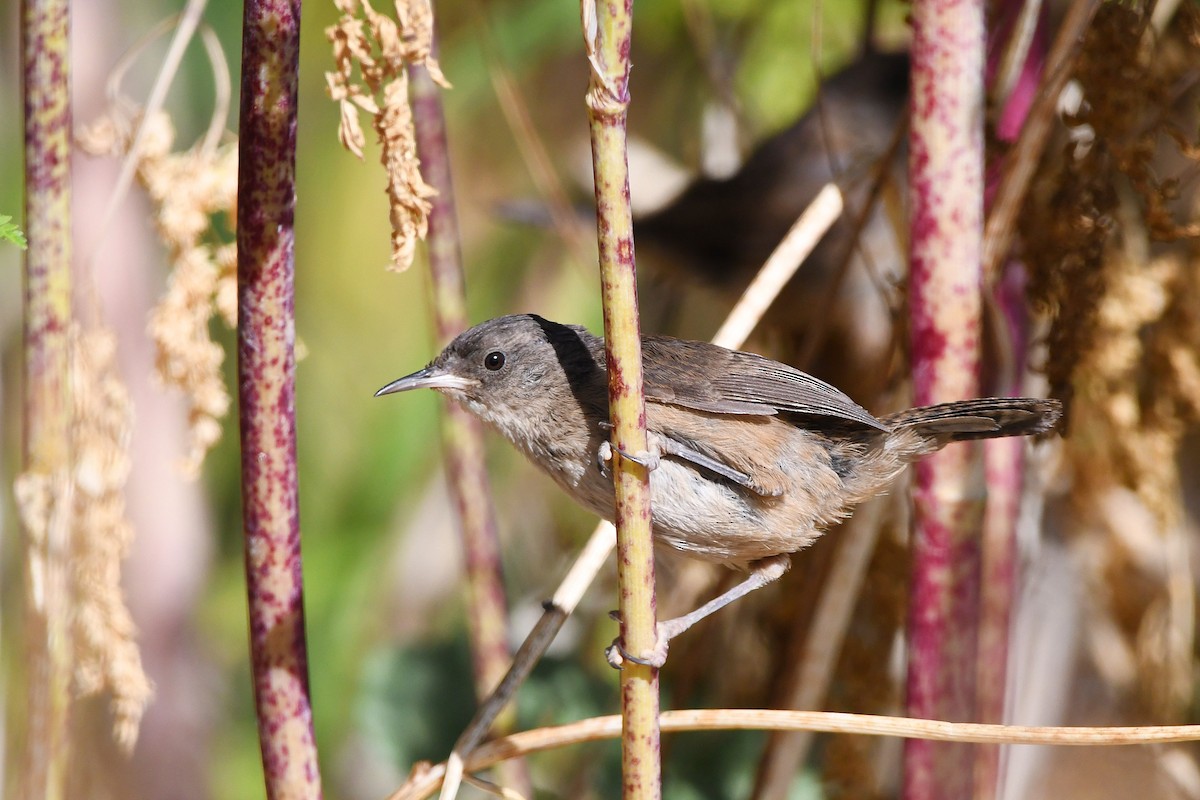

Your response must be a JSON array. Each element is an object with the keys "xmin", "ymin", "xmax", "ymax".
[
  {"xmin": 409, "ymin": 61, "xmax": 530, "ymax": 797},
  {"xmin": 904, "ymin": 1, "xmax": 986, "ymax": 799},
  {"xmin": 583, "ymin": 0, "xmax": 662, "ymax": 797},
  {"xmin": 20, "ymin": 0, "xmax": 73, "ymax": 796},
  {"xmin": 237, "ymin": 1, "xmax": 322, "ymax": 798}
]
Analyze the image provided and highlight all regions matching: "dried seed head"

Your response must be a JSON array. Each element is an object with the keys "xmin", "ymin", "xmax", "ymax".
[
  {"xmin": 79, "ymin": 106, "xmax": 238, "ymax": 476},
  {"xmin": 325, "ymin": 0, "xmax": 448, "ymax": 271},
  {"xmin": 70, "ymin": 325, "xmax": 153, "ymax": 752}
]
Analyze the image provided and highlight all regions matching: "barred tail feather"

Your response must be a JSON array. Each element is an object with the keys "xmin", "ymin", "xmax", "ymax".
[{"xmin": 884, "ymin": 397, "xmax": 1063, "ymax": 442}]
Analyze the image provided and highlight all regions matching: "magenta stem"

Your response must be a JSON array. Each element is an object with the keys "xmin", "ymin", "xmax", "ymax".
[
  {"xmin": 236, "ymin": 1, "xmax": 322, "ymax": 797},
  {"xmin": 903, "ymin": 1, "xmax": 987, "ymax": 798}
]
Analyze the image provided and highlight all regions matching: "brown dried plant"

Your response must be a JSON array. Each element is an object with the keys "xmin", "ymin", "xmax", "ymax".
[
  {"xmin": 1022, "ymin": 3, "xmax": 1200, "ymax": 720},
  {"xmin": 12, "ymin": 324, "xmax": 154, "ymax": 753},
  {"xmin": 69, "ymin": 324, "xmax": 154, "ymax": 752},
  {"xmin": 326, "ymin": 0, "xmax": 449, "ymax": 271},
  {"xmin": 78, "ymin": 107, "xmax": 238, "ymax": 479}
]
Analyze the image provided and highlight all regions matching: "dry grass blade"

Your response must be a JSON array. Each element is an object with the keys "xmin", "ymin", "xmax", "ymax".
[{"xmin": 83, "ymin": 0, "xmax": 212, "ymax": 273}]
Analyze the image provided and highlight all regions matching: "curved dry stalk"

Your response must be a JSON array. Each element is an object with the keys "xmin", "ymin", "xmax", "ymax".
[
  {"xmin": 392, "ymin": 710, "xmax": 1200, "ymax": 800},
  {"xmin": 237, "ymin": 0, "xmax": 322, "ymax": 796}
]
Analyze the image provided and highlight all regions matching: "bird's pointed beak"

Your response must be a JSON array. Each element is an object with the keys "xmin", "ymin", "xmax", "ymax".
[{"xmin": 375, "ymin": 366, "xmax": 478, "ymax": 397}]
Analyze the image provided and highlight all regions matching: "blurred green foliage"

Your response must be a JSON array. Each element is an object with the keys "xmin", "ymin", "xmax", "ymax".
[
  {"xmin": 0, "ymin": 215, "xmax": 27, "ymax": 249},
  {"xmin": 0, "ymin": 0, "xmax": 904, "ymax": 797}
]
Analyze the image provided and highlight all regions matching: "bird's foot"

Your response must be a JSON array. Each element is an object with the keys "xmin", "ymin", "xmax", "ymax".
[
  {"xmin": 595, "ymin": 441, "xmax": 660, "ymax": 476},
  {"xmin": 604, "ymin": 616, "xmax": 689, "ymax": 669},
  {"xmin": 595, "ymin": 441, "xmax": 613, "ymax": 475}
]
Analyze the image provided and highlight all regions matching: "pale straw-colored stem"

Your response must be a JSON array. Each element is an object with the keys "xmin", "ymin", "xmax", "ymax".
[
  {"xmin": 392, "ymin": 711, "xmax": 1200, "ymax": 800},
  {"xmin": 20, "ymin": 0, "xmax": 74, "ymax": 795},
  {"xmin": 581, "ymin": 0, "xmax": 661, "ymax": 795}
]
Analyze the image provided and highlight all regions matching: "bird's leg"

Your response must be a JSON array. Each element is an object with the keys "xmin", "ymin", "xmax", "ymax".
[{"xmin": 606, "ymin": 553, "xmax": 791, "ymax": 668}]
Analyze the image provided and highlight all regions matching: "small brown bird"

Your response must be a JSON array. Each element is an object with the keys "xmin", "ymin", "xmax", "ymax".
[{"xmin": 377, "ymin": 314, "xmax": 1062, "ymax": 666}]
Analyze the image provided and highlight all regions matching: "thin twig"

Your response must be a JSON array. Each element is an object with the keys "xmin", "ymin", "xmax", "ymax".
[
  {"xmin": 991, "ymin": 0, "xmax": 1044, "ymax": 114},
  {"xmin": 85, "ymin": 0, "xmax": 211, "ymax": 273}
]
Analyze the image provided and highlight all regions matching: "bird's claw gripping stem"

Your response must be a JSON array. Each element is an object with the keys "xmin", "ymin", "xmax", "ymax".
[
  {"xmin": 605, "ymin": 618, "xmax": 689, "ymax": 669},
  {"xmin": 595, "ymin": 440, "xmax": 660, "ymax": 477}
]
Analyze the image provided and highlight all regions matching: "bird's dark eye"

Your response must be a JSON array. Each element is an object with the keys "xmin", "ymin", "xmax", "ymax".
[{"xmin": 484, "ymin": 351, "xmax": 506, "ymax": 371}]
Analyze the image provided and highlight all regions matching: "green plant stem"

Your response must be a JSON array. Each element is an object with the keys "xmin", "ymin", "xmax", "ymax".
[
  {"xmin": 20, "ymin": 0, "xmax": 74, "ymax": 796},
  {"xmin": 410, "ymin": 60, "xmax": 531, "ymax": 797},
  {"xmin": 236, "ymin": 0, "xmax": 322, "ymax": 797},
  {"xmin": 582, "ymin": 0, "xmax": 662, "ymax": 797}
]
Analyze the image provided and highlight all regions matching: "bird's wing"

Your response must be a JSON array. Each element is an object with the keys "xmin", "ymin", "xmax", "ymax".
[
  {"xmin": 641, "ymin": 336, "xmax": 887, "ymax": 430},
  {"xmin": 645, "ymin": 404, "xmax": 793, "ymax": 497}
]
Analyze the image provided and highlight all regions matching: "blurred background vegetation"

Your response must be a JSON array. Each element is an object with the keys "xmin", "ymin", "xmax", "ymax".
[
  {"xmin": 5, "ymin": 0, "xmax": 1200, "ymax": 798},
  {"xmin": 0, "ymin": 1, "xmax": 912, "ymax": 797}
]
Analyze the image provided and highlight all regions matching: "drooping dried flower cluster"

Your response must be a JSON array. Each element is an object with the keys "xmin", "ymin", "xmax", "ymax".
[
  {"xmin": 1022, "ymin": 3, "xmax": 1200, "ymax": 720},
  {"xmin": 69, "ymin": 325, "xmax": 154, "ymax": 752},
  {"xmin": 326, "ymin": 0, "xmax": 449, "ymax": 271},
  {"xmin": 78, "ymin": 108, "xmax": 238, "ymax": 478},
  {"xmin": 12, "ymin": 324, "xmax": 154, "ymax": 752}
]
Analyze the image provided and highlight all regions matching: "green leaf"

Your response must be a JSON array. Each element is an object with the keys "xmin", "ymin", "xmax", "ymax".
[{"xmin": 0, "ymin": 215, "xmax": 27, "ymax": 250}]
